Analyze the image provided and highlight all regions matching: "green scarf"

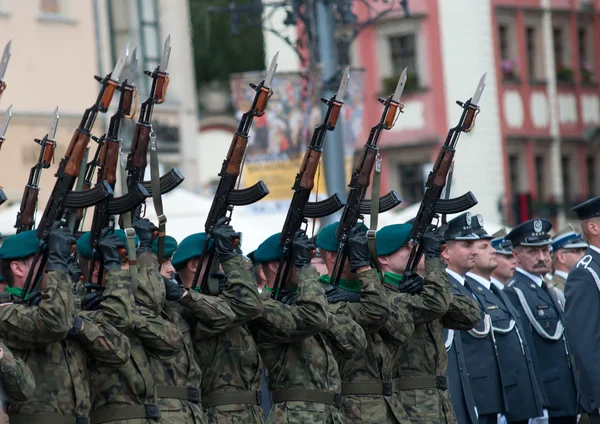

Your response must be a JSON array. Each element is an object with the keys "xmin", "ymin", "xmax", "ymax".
[
  {"xmin": 318, "ymin": 275, "xmax": 361, "ymax": 293},
  {"xmin": 5, "ymin": 286, "xmax": 28, "ymax": 300},
  {"xmin": 382, "ymin": 272, "xmax": 403, "ymax": 289}
]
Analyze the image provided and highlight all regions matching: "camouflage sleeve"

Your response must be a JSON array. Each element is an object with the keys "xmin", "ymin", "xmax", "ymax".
[
  {"xmin": 379, "ymin": 291, "xmax": 415, "ymax": 346},
  {"xmin": 0, "ymin": 343, "xmax": 35, "ymax": 402},
  {"xmin": 135, "ymin": 253, "xmax": 166, "ymax": 312},
  {"xmin": 76, "ymin": 311, "xmax": 131, "ymax": 366},
  {"xmin": 399, "ymin": 258, "xmax": 451, "ymax": 325},
  {"xmin": 442, "ymin": 293, "xmax": 481, "ymax": 330},
  {"xmin": 132, "ymin": 304, "xmax": 181, "ymax": 359},
  {"xmin": 219, "ymin": 255, "xmax": 263, "ymax": 327},
  {"xmin": 332, "ymin": 269, "xmax": 391, "ymax": 332},
  {"xmin": 0, "ymin": 271, "xmax": 73, "ymax": 347},
  {"xmin": 99, "ymin": 269, "xmax": 133, "ymax": 334},
  {"xmin": 251, "ymin": 266, "xmax": 328, "ymax": 349},
  {"xmin": 178, "ymin": 290, "xmax": 236, "ymax": 340},
  {"xmin": 322, "ymin": 312, "xmax": 367, "ymax": 359}
]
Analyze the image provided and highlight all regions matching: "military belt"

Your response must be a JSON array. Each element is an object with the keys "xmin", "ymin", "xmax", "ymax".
[
  {"xmin": 156, "ymin": 385, "xmax": 201, "ymax": 404},
  {"xmin": 272, "ymin": 389, "xmax": 342, "ymax": 407},
  {"xmin": 89, "ymin": 404, "xmax": 160, "ymax": 423},
  {"xmin": 341, "ymin": 381, "xmax": 393, "ymax": 396},
  {"xmin": 9, "ymin": 415, "xmax": 89, "ymax": 424},
  {"xmin": 394, "ymin": 375, "xmax": 448, "ymax": 391},
  {"xmin": 201, "ymin": 390, "xmax": 262, "ymax": 408}
]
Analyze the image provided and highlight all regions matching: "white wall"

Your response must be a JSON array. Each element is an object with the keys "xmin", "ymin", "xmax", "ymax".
[
  {"xmin": 262, "ymin": 0, "xmax": 301, "ymax": 72},
  {"xmin": 437, "ymin": 0, "xmax": 505, "ymax": 225}
]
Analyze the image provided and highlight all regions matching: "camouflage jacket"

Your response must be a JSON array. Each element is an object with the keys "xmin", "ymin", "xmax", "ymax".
[
  {"xmin": 0, "ymin": 342, "xmax": 35, "ymax": 403},
  {"xmin": 188, "ymin": 255, "xmax": 264, "ymax": 423},
  {"xmin": 0, "ymin": 271, "xmax": 91, "ymax": 417},
  {"xmin": 388, "ymin": 258, "xmax": 479, "ymax": 424},
  {"xmin": 249, "ymin": 266, "xmax": 345, "ymax": 424},
  {"xmin": 324, "ymin": 269, "xmax": 409, "ymax": 423}
]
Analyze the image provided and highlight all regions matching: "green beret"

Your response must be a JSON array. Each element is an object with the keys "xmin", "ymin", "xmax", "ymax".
[
  {"xmin": 253, "ymin": 233, "xmax": 283, "ymax": 264},
  {"xmin": 171, "ymin": 233, "xmax": 214, "ymax": 271},
  {"xmin": 247, "ymin": 250, "xmax": 256, "ymax": 266},
  {"xmin": 77, "ymin": 230, "xmax": 140, "ymax": 260},
  {"xmin": 316, "ymin": 222, "xmax": 368, "ymax": 252},
  {"xmin": 0, "ymin": 230, "xmax": 43, "ymax": 260},
  {"xmin": 152, "ymin": 235, "xmax": 178, "ymax": 258},
  {"xmin": 376, "ymin": 224, "xmax": 412, "ymax": 256}
]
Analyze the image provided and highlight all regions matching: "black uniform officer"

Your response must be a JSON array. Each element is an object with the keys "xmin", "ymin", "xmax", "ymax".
[
  {"xmin": 504, "ymin": 219, "xmax": 579, "ymax": 424},
  {"xmin": 465, "ymin": 215, "xmax": 545, "ymax": 424},
  {"xmin": 565, "ymin": 197, "xmax": 600, "ymax": 423}
]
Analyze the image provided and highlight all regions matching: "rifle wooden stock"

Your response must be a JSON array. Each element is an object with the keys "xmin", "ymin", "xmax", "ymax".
[
  {"xmin": 431, "ymin": 147, "xmax": 454, "ymax": 187},
  {"xmin": 65, "ymin": 130, "xmax": 91, "ymax": 177},
  {"xmin": 357, "ymin": 148, "xmax": 377, "ymax": 187},
  {"xmin": 225, "ymin": 133, "xmax": 248, "ymax": 176},
  {"xmin": 154, "ymin": 72, "xmax": 169, "ymax": 104},
  {"xmin": 16, "ymin": 186, "xmax": 38, "ymax": 231},
  {"xmin": 131, "ymin": 123, "xmax": 151, "ymax": 170},
  {"xmin": 98, "ymin": 79, "xmax": 118, "ymax": 112},
  {"xmin": 299, "ymin": 148, "xmax": 320, "ymax": 190},
  {"xmin": 102, "ymin": 139, "xmax": 120, "ymax": 186}
]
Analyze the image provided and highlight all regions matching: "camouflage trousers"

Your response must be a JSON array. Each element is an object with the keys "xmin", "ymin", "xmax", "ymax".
[
  {"xmin": 205, "ymin": 404, "xmax": 264, "ymax": 424},
  {"xmin": 396, "ymin": 389, "xmax": 457, "ymax": 424},
  {"xmin": 340, "ymin": 395, "xmax": 409, "ymax": 423},
  {"xmin": 266, "ymin": 402, "xmax": 344, "ymax": 424},
  {"xmin": 159, "ymin": 402, "xmax": 207, "ymax": 424}
]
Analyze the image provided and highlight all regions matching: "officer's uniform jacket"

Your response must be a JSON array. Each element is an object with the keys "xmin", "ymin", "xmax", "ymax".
[
  {"xmin": 444, "ymin": 326, "xmax": 477, "ymax": 424},
  {"xmin": 565, "ymin": 245, "xmax": 600, "ymax": 413},
  {"xmin": 466, "ymin": 273, "xmax": 545, "ymax": 422},
  {"xmin": 504, "ymin": 268, "xmax": 579, "ymax": 418},
  {"xmin": 549, "ymin": 270, "xmax": 567, "ymax": 309}
]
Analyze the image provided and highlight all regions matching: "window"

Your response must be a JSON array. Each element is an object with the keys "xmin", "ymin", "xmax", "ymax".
[
  {"xmin": 509, "ymin": 154, "xmax": 519, "ymax": 193},
  {"xmin": 553, "ymin": 27, "xmax": 564, "ymax": 67},
  {"xmin": 40, "ymin": 0, "xmax": 60, "ymax": 14},
  {"xmin": 498, "ymin": 24, "xmax": 509, "ymax": 61},
  {"xmin": 398, "ymin": 163, "xmax": 425, "ymax": 204},
  {"xmin": 561, "ymin": 155, "xmax": 571, "ymax": 201},
  {"xmin": 587, "ymin": 156, "xmax": 596, "ymax": 196},
  {"xmin": 138, "ymin": 0, "xmax": 162, "ymax": 88},
  {"xmin": 526, "ymin": 26, "xmax": 537, "ymax": 81},
  {"xmin": 535, "ymin": 155, "xmax": 545, "ymax": 198},
  {"xmin": 579, "ymin": 27, "xmax": 594, "ymax": 83},
  {"xmin": 389, "ymin": 34, "xmax": 416, "ymax": 75}
]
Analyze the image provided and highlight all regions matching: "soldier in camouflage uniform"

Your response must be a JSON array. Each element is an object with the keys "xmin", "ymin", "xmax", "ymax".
[
  {"xmin": 152, "ymin": 235, "xmax": 178, "ymax": 279},
  {"xmin": 0, "ymin": 226, "xmax": 92, "ymax": 423},
  {"xmin": 315, "ymin": 222, "xmax": 410, "ymax": 423},
  {"xmin": 249, "ymin": 231, "xmax": 363, "ymax": 424},
  {"xmin": 172, "ymin": 217, "xmax": 264, "ymax": 423},
  {"xmin": 375, "ymin": 223, "xmax": 481, "ymax": 424},
  {"xmin": 0, "ymin": 342, "xmax": 35, "ymax": 404}
]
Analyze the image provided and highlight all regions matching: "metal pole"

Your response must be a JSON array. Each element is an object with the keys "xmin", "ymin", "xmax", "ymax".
[{"xmin": 316, "ymin": 0, "xmax": 346, "ymax": 227}]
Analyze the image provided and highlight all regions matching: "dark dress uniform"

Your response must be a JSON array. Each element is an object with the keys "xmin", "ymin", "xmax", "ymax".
[{"xmin": 504, "ymin": 219, "xmax": 579, "ymax": 423}]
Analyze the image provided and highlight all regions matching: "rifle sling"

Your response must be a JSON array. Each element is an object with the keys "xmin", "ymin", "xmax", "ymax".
[
  {"xmin": 119, "ymin": 156, "xmax": 138, "ymax": 292},
  {"xmin": 149, "ymin": 133, "xmax": 166, "ymax": 265},
  {"xmin": 367, "ymin": 155, "xmax": 382, "ymax": 268}
]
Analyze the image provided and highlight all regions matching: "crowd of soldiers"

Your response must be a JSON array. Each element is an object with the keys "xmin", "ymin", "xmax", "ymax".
[{"xmin": 0, "ymin": 192, "xmax": 600, "ymax": 424}]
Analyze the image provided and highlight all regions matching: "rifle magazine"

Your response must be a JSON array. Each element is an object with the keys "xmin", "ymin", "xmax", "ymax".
[
  {"xmin": 303, "ymin": 194, "xmax": 345, "ymax": 218},
  {"xmin": 359, "ymin": 190, "xmax": 402, "ymax": 215},
  {"xmin": 64, "ymin": 181, "xmax": 113, "ymax": 209},
  {"xmin": 142, "ymin": 167, "xmax": 184, "ymax": 196},
  {"xmin": 434, "ymin": 192, "xmax": 478, "ymax": 215},
  {"xmin": 226, "ymin": 181, "xmax": 269, "ymax": 206},
  {"xmin": 107, "ymin": 184, "xmax": 149, "ymax": 215}
]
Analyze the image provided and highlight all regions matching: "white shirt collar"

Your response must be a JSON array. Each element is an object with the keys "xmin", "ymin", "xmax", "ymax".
[
  {"xmin": 516, "ymin": 267, "xmax": 543, "ymax": 287},
  {"xmin": 490, "ymin": 276, "xmax": 505, "ymax": 290},
  {"xmin": 446, "ymin": 268, "xmax": 464, "ymax": 286},
  {"xmin": 590, "ymin": 245, "xmax": 600, "ymax": 256},
  {"xmin": 554, "ymin": 270, "xmax": 569, "ymax": 280},
  {"xmin": 466, "ymin": 272, "xmax": 491, "ymax": 290}
]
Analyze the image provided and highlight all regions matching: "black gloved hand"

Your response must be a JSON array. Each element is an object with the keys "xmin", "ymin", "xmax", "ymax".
[
  {"xmin": 99, "ymin": 228, "xmax": 125, "ymax": 272},
  {"xmin": 422, "ymin": 225, "xmax": 445, "ymax": 260},
  {"xmin": 213, "ymin": 217, "xmax": 240, "ymax": 262},
  {"xmin": 46, "ymin": 223, "xmax": 76, "ymax": 273},
  {"xmin": 292, "ymin": 231, "xmax": 314, "ymax": 269},
  {"xmin": 26, "ymin": 290, "xmax": 42, "ymax": 307},
  {"xmin": 347, "ymin": 224, "xmax": 370, "ymax": 272},
  {"xmin": 67, "ymin": 254, "xmax": 83, "ymax": 283},
  {"xmin": 209, "ymin": 271, "xmax": 228, "ymax": 294},
  {"xmin": 133, "ymin": 218, "xmax": 158, "ymax": 254},
  {"xmin": 163, "ymin": 276, "xmax": 186, "ymax": 301},
  {"xmin": 280, "ymin": 289, "xmax": 297, "ymax": 306},
  {"xmin": 398, "ymin": 272, "xmax": 424, "ymax": 295},
  {"xmin": 324, "ymin": 285, "xmax": 360, "ymax": 304},
  {"xmin": 68, "ymin": 315, "xmax": 84, "ymax": 337},
  {"xmin": 82, "ymin": 290, "xmax": 104, "ymax": 311}
]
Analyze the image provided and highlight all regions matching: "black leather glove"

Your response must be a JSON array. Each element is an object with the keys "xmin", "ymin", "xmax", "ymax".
[
  {"xmin": 213, "ymin": 217, "xmax": 240, "ymax": 262},
  {"xmin": 280, "ymin": 289, "xmax": 297, "ymax": 306},
  {"xmin": 163, "ymin": 276, "xmax": 186, "ymax": 301},
  {"xmin": 99, "ymin": 228, "xmax": 125, "ymax": 272},
  {"xmin": 26, "ymin": 290, "xmax": 42, "ymax": 307},
  {"xmin": 82, "ymin": 283, "xmax": 104, "ymax": 311},
  {"xmin": 398, "ymin": 272, "xmax": 424, "ymax": 294},
  {"xmin": 133, "ymin": 218, "xmax": 158, "ymax": 254},
  {"xmin": 324, "ymin": 285, "xmax": 360, "ymax": 304},
  {"xmin": 422, "ymin": 225, "xmax": 445, "ymax": 260},
  {"xmin": 67, "ymin": 254, "xmax": 83, "ymax": 283},
  {"xmin": 347, "ymin": 224, "xmax": 370, "ymax": 272},
  {"xmin": 68, "ymin": 315, "xmax": 85, "ymax": 337},
  {"xmin": 292, "ymin": 231, "xmax": 314, "ymax": 269},
  {"xmin": 46, "ymin": 223, "xmax": 76, "ymax": 273}
]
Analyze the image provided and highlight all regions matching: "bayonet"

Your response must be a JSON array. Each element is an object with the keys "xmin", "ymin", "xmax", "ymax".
[
  {"xmin": 472, "ymin": 73, "xmax": 487, "ymax": 105},
  {"xmin": 48, "ymin": 106, "xmax": 59, "ymax": 140},
  {"xmin": 0, "ymin": 40, "xmax": 11, "ymax": 81},
  {"xmin": 264, "ymin": 51, "xmax": 279, "ymax": 88},
  {"xmin": 159, "ymin": 35, "xmax": 171, "ymax": 72},
  {"xmin": 0, "ymin": 104, "xmax": 12, "ymax": 139},
  {"xmin": 336, "ymin": 66, "xmax": 350, "ymax": 102},
  {"xmin": 128, "ymin": 47, "xmax": 138, "ymax": 85},
  {"xmin": 393, "ymin": 67, "xmax": 408, "ymax": 102},
  {"xmin": 112, "ymin": 42, "xmax": 129, "ymax": 82}
]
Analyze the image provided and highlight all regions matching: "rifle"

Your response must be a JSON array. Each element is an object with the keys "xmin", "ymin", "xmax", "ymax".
[
  {"xmin": 15, "ymin": 108, "xmax": 58, "ymax": 233},
  {"xmin": 0, "ymin": 105, "xmax": 11, "ymax": 206},
  {"xmin": 192, "ymin": 52, "xmax": 279, "ymax": 292},
  {"xmin": 20, "ymin": 45, "xmax": 132, "ymax": 300},
  {"xmin": 330, "ymin": 70, "xmax": 407, "ymax": 286},
  {"xmin": 0, "ymin": 40, "xmax": 11, "ymax": 102},
  {"xmin": 71, "ymin": 134, "xmax": 105, "ymax": 231},
  {"xmin": 401, "ymin": 73, "xmax": 487, "ymax": 284},
  {"xmin": 270, "ymin": 67, "xmax": 350, "ymax": 300},
  {"xmin": 87, "ymin": 47, "xmax": 149, "ymax": 284}
]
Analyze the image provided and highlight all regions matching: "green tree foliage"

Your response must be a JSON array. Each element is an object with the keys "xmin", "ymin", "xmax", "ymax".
[{"xmin": 189, "ymin": 0, "xmax": 266, "ymax": 88}]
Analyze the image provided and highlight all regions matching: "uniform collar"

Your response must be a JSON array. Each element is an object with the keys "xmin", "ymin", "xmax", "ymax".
[
  {"xmin": 554, "ymin": 269, "xmax": 569, "ymax": 280},
  {"xmin": 590, "ymin": 244, "xmax": 600, "ymax": 257},
  {"xmin": 466, "ymin": 272, "xmax": 491, "ymax": 290},
  {"xmin": 446, "ymin": 268, "xmax": 465, "ymax": 286},
  {"xmin": 490, "ymin": 276, "xmax": 505, "ymax": 290},
  {"xmin": 516, "ymin": 267, "xmax": 543, "ymax": 287}
]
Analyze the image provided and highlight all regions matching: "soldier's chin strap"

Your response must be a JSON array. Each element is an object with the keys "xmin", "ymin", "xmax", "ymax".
[
  {"xmin": 367, "ymin": 153, "xmax": 382, "ymax": 270},
  {"xmin": 119, "ymin": 151, "xmax": 138, "ymax": 292},
  {"xmin": 149, "ymin": 128, "xmax": 167, "ymax": 266}
]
